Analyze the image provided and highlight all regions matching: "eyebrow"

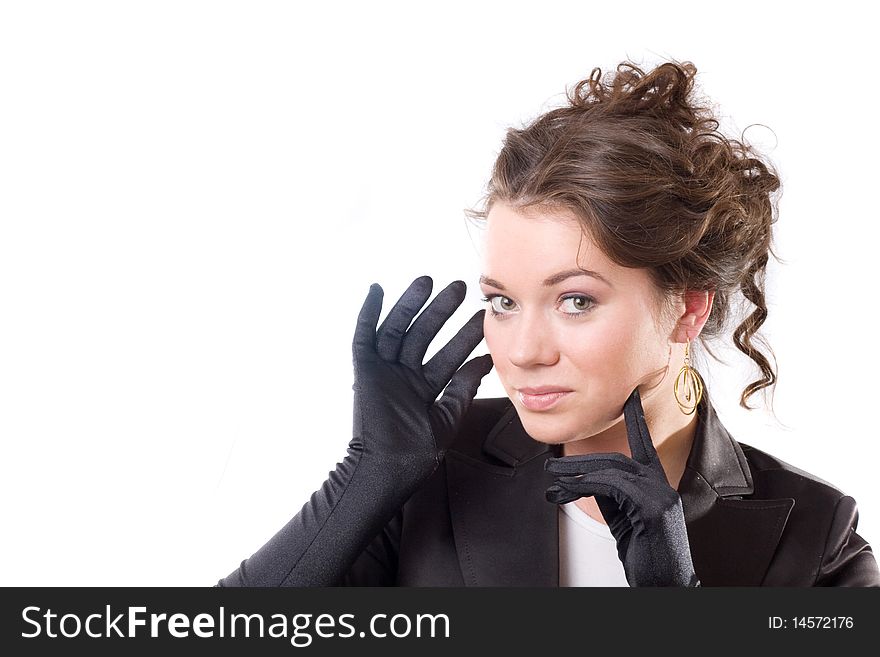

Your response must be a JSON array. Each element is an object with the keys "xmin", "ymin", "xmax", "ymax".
[{"xmin": 479, "ymin": 268, "xmax": 613, "ymax": 290}]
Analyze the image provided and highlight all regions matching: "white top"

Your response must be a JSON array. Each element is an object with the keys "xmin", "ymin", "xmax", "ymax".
[{"xmin": 558, "ymin": 501, "xmax": 629, "ymax": 587}]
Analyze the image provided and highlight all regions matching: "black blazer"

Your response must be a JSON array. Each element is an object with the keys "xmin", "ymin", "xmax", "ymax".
[{"xmin": 338, "ymin": 388, "xmax": 880, "ymax": 586}]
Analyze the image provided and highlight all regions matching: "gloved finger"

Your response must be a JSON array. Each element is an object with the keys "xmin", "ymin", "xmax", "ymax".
[
  {"xmin": 376, "ymin": 276, "xmax": 433, "ymax": 362},
  {"xmin": 622, "ymin": 387, "xmax": 664, "ymax": 475},
  {"xmin": 594, "ymin": 494, "xmax": 623, "ymax": 528},
  {"xmin": 544, "ymin": 483, "xmax": 585, "ymax": 506},
  {"xmin": 423, "ymin": 308, "xmax": 486, "ymax": 393},
  {"xmin": 398, "ymin": 280, "xmax": 467, "ymax": 371},
  {"xmin": 548, "ymin": 470, "xmax": 645, "ymax": 518},
  {"xmin": 546, "ymin": 483, "xmax": 634, "ymax": 537},
  {"xmin": 544, "ymin": 453, "xmax": 642, "ymax": 477},
  {"xmin": 432, "ymin": 354, "xmax": 495, "ymax": 451},
  {"xmin": 352, "ymin": 283, "xmax": 384, "ymax": 359}
]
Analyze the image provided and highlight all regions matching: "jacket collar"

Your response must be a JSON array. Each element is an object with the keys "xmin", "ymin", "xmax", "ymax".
[
  {"xmin": 445, "ymin": 388, "xmax": 794, "ymax": 586},
  {"xmin": 480, "ymin": 386, "xmax": 751, "ymax": 493},
  {"xmin": 678, "ymin": 386, "xmax": 754, "ymax": 498}
]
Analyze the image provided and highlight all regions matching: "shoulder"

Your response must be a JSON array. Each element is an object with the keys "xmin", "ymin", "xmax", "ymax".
[
  {"xmin": 737, "ymin": 440, "xmax": 847, "ymax": 502},
  {"xmin": 738, "ymin": 441, "xmax": 860, "ymax": 551},
  {"xmin": 738, "ymin": 441, "xmax": 879, "ymax": 585}
]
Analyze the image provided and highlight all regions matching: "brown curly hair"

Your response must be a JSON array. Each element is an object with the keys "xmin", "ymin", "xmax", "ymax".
[{"xmin": 464, "ymin": 59, "xmax": 783, "ymax": 412}]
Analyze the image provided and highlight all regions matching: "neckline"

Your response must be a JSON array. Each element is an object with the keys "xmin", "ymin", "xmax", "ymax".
[{"xmin": 559, "ymin": 501, "xmax": 615, "ymax": 540}]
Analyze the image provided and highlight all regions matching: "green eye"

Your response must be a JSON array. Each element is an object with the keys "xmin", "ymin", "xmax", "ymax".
[
  {"xmin": 561, "ymin": 295, "xmax": 595, "ymax": 313},
  {"xmin": 481, "ymin": 294, "xmax": 597, "ymax": 319},
  {"xmin": 480, "ymin": 295, "xmax": 515, "ymax": 315}
]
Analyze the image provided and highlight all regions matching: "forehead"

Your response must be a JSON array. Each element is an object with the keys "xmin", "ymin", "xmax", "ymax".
[{"xmin": 482, "ymin": 202, "xmax": 614, "ymax": 274}]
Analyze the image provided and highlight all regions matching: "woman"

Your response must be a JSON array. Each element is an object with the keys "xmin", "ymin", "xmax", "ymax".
[{"xmin": 216, "ymin": 60, "xmax": 880, "ymax": 587}]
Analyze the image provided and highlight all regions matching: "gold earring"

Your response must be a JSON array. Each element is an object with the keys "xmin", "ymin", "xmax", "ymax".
[{"xmin": 674, "ymin": 336, "xmax": 704, "ymax": 415}]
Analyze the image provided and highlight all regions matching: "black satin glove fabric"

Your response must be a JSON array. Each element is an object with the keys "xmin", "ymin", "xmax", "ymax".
[
  {"xmin": 544, "ymin": 387, "xmax": 700, "ymax": 587},
  {"xmin": 216, "ymin": 276, "xmax": 493, "ymax": 586}
]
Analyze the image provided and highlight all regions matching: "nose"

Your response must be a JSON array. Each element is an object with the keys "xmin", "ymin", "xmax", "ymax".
[{"xmin": 506, "ymin": 310, "xmax": 560, "ymax": 367}]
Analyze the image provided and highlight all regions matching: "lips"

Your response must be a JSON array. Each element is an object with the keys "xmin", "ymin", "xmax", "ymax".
[
  {"xmin": 517, "ymin": 386, "xmax": 573, "ymax": 395},
  {"xmin": 516, "ymin": 386, "xmax": 573, "ymax": 411}
]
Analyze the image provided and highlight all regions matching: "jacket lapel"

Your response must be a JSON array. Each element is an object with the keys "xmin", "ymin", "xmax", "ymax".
[
  {"xmin": 445, "ymin": 403, "xmax": 560, "ymax": 586},
  {"xmin": 677, "ymin": 389, "xmax": 795, "ymax": 586},
  {"xmin": 446, "ymin": 389, "xmax": 794, "ymax": 586}
]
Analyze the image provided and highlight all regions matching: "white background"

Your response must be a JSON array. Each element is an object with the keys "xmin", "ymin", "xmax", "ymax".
[{"xmin": 1, "ymin": 1, "xmax": 877, "ymax": 585}]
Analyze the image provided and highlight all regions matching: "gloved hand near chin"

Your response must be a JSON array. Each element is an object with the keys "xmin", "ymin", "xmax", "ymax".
[
  {"xmin": 216, "ymin": 275, "xmax": 493, "ymax": 587},
  {"xmin": 544, "ymin": 387, "xmax": 701, "ymax": 587}
]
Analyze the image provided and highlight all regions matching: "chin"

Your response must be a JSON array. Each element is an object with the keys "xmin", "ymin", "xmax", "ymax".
[{"xmin": 514, "ymin": 412, "xmax": 586, "ymax": 445}]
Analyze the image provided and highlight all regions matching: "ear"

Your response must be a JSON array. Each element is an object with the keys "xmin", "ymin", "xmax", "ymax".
[{"xmin": 672, "ymin": 289, "xmax": 715, "ymax": 343}]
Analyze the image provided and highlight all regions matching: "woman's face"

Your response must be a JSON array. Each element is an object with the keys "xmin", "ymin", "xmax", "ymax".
[{"xmin": 479, "ymin": 201, "xmax": 675, "ymax": 445}]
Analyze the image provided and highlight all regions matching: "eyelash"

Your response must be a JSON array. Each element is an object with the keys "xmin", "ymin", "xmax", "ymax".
[{"xmin": 480, "ymin": 294, "xmax": 597, "ymax": 320}]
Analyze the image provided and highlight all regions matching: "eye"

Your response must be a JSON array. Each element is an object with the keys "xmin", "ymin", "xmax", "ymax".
[
  {"xmin": 560, "ymin": 295, "xmax": 595, "ymax": 315},
  {"xmin": 480, "ymin": 295, "xmax": 516, "ymax": 315}
]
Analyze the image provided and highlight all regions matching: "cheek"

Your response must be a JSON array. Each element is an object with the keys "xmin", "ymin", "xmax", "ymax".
[
  {"xmin": 481, "ymin": 313, "xmax": 662, "ymax": 382},
  {"xmin": 566, "ymin": 316, "xmax": 663, "ymax": 383},
  {"xmin": 482, "ymin": 318, "xmax": 515, "ymax": 387},
  {"xmin": 482, "ymin": 318, "xmax": 500, "ymax": 354},
  {"xmin": 566, "ymin": 323, "xmax": 631, "ymax": 373},
  {"xmin": 482, "ymin": 314, "xmax": 494, "ymax": 352}
]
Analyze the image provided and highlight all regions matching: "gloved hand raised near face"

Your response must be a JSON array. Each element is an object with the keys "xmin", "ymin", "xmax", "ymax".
[
  {"xmin": 216, "ymin": 275, "xmax": 493, "ymax": 586},
  {"xmin": 544, "ymin": 387, "xmax": 700, "ymax": 587},
  {"xmin": 351, "ymin": 275, "xmax": 495, "ymax": 489}
]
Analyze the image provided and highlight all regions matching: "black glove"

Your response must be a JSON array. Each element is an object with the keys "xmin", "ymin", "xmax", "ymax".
[
  {"xmin": 544, "ymin": 387, "xmax": 700, "ymax": 587},
  {"xmin": 216, "ymin": 275, "xmax": 493, "ymax": 586}
]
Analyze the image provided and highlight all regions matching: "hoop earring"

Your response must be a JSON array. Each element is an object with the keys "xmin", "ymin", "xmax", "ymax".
[{"xmin": 674, "ymin": 336, "xmax": 704, "ymax": 415}]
